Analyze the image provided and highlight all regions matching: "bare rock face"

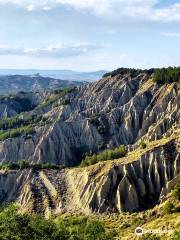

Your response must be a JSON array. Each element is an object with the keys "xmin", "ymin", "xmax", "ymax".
[
  {"xmin": 0, "ymin": 138, "xmax": 179, "ymax": 215},
  {"xmin": 0, "ymin": 71, "xmax": 179, "ymax": 215},
  {"xmin": 0, "ymin": 169, "xmax": 32, "ymax": 203},
  {"xmin": 0, "ymin": 73, "xmax": 179, "ymax": 166}
]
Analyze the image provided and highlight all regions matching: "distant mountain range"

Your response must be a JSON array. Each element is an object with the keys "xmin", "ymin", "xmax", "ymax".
[
  {"xmin": 0, "ymin": 69, "xmax": 107, "ymax": 82},
  {"xmin": 0, "ymin": 74, "xmax": 86, "ymax": 95}
]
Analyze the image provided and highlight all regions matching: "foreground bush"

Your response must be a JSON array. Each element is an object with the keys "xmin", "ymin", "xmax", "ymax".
[
  {"xmin": 0, "ymin": 205, "xmax": 115, "ymax": 240},
  {"xmin": 163, "ymin": 201, "xmax": 174, "ymax": 214},
  {"xmin": 172, "ymin": 228, "xmax": 180, "ymax": 240},
  {"xmin": 172, "ymin": 184, "xmax": 180, "ymax": 200}
]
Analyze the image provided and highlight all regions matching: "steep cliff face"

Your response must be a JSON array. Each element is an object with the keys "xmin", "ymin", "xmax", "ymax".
[
  {"xmin": 0, "ymin": 72, "xmax": 179, "ymax": 166},
  {"xmin": 0, "ymin": 133, "xmax": 179, "ymax": 215}
]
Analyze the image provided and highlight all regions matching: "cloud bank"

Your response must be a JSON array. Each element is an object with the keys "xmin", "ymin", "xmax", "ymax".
[
  {"xmin": 0, "ymin": 0, "xmax": 180, "ymax": 22},
  {"xmin": 0, "ymin": 42, "xmax": 105, "ymax": 58}
]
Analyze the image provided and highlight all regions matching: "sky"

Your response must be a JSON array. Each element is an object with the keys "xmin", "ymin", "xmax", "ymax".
[{"xmin": 0, "ymin": 0, "xmax": 180, "ymax": 71}]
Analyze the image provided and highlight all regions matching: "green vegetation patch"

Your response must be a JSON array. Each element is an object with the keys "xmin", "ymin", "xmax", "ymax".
[
  {"xmin": 0, "ymin": 204, "xmax": 116, "ymax": 240},
  {"xmin": 41, "ymin": 87, "xmax": 76, "ymax": 108},
  {"xmin": 172, "ymin": 184, "xmax": 180, "ymax": 200},
  {"xmin": 163, "ymin": 201, "xmax": 175, "ymax": 214},
  {"xmin": 0, "ymin": 115, "xmax": 44, "ymax": 130},
  {"xmin": 0, "ymin": 114, "xmax": 50, "ymax": 141},
  {"xmin": 103, "ymin": 66, "xmax": 180, "ymax": 85},
  {"xmin": 140, "ymin": 140, "xmax": 147, "ymax": 149},
  {"xmin": 153, "ymin": 67, "xmax": 180, "ymax": 84},
  {"xmin": 81, "ymin": 145, "xmax": 127, "ymax": 167},
  {"xmin": 103, "ymin": 68, "xmax": 154, "ymax": 78},
  {"xmin": 0, "ymin": 125, "xmax": 36, "ymax": 141},
  {"xmin": 0, "ymin": 160, "xmax": 65, "ymax": 170}
]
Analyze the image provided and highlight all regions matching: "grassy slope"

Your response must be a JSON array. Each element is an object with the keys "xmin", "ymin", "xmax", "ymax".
[{"xmin": 62, "ymin": 191, "xmax": 179, "ymax": 240}]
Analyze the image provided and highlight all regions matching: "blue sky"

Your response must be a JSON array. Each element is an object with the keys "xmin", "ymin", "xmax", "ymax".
[{"xmin": 0, "ymin": 0, "xmax": 180, "ymax": 71}]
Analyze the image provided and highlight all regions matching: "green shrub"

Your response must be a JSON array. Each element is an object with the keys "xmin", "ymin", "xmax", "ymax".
[
  {"xmin": 19, "ymin": 160, "xmax": 30, "ymax": 169},
  {"xmin": 81, "ymin": 145, "xmax": 127, "ymax": 167},
  {"xmin": 6, "ymin": 162, "xmax": 19, "ymax": 170},
  {"xmin": 41, "ymin": 87, "xmax": 75, "ymax": 108},
  {"xmin": 172, "ymin": 184, "xmax": 180, "ymax": 200},
  {"xmin": 0, "ymin": 162, "xmax": 64, "ymax": 170},
  {"xmin": 0, "ymin": 205, "xmax": 116, "ymax": 240},
  {"xmin": 140, "ymin": 141, "xmax": 147, "ymax": 149},
  {"xmin": 163, "ymin": 201, "xmax": 174, "ymax": 214},
  {"xmin": 0, "ymin": 204, "xmax": 67, "ymax": 240},
  {"xmin": 56, "ymin": 216, "xmax": 115, "ymax": 240},
  {"xmin": 172, "ymin": 228, "xmax": 180, "ymax": 240},
  {"xmin": 32, "ymin": 163, "xmax": 42, "ymax": 170},
  {"xmin": 0, "ymin": 125, "xmax": 36, "ymax": 141},
  {"xmin": 42, "ymin": 163, "xmax": 63, "ymax": 170}
]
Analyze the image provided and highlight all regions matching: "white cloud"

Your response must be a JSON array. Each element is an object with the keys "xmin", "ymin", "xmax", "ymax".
[
  {"xmin": 0, "ymin": 42, "xmax": 106, "ymax": 58},
  {"xmin": 27, "ymin": 4, "xmax": 35, "ymax": 11},
  {"xmin": 0, "ymin": 0, "xmax": 180, "ymax": 22},
  {"xmin": 152, "ymin": 3, "xmax": 180, "ymax": 22},
  {"xmin": 43, "ymin": 6, "xmax": 51, "ymax": 11},
  {"xmin": 162, "ymin": 32, "xmax": 180, "ymax": 37}
]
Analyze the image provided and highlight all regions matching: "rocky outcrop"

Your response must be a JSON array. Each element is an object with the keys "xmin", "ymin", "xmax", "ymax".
[
  {"xmin": 0, "ymin": 73, "xmax": 179, "ymax": 166},
  {"xmin": 0, "ymin": 138, "xmax": 179, "ymax": 215}
]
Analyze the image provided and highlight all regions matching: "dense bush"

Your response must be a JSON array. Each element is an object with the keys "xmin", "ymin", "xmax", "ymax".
[
  {"xmin": 103, "ymin": 66, "xmax": 180, "ymax": 85},
  {"xmin": 163, "ymin": 201, "xmax": 174, "ymax": 214},
  {"xmin": 0, "ymin": 125, "xmax": 36, "ymax": 141},
  {"xmin": 19, "ymin": 160, "xmax": 30, "ymax": 169},
  {"xmin": 53, "ymin": 87, "xmax": 75, "ymax": 97},
  {"xmin": 42, "ymin": 87, "xmax": 75, "ymax": 108},
  {"xmin": 0, "ymin": 205, "xmax": 115, "ymax": 240},
  {"xmin": 81, "ymin": 145, "xmax": 127, "ymax": 167},
  {"xmin": 103, "ymin": 68, "xmax": 146, "ymax": 78},
  {"xmin": 172, "ymin": 184, "xmax": 180, "ymax": 200},
  {"xmin": 0, "ymin": 114, "xmax": 47, "ymax": 141},
  {"xmin": 140, "ymin": 141, "xmax": 147, "ymax": 149},
  {"xmin": 0, "ymin": 115, "xmax": 44, "ymax": 131},
  {"xmin": 0, "ymin": 161, "xmax": 64, "ymax": 170},
  {"xmin": 153, "ymin": 67, "xmax": 180, "ymax": 84},
  {"xmin": 173, "ymin": 228, "xmax": 180, "ymax": 240},
  {"xmin": 0, "ymin": 162, "xmax": 19, "ymax": 170}
]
